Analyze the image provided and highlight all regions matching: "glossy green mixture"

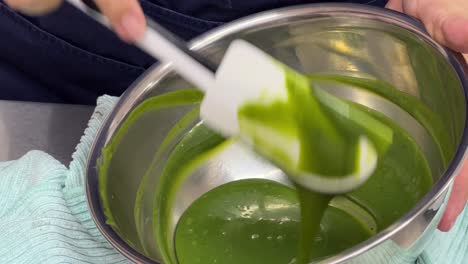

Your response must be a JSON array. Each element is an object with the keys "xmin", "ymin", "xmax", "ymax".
[
  {"xmin": 173, "ymin": 103, "xmax": 432, "ymax": 264},
  {"xmin": 98, "ymin": 74, "xmax": 438, "ymax": 264},
  {"xmin": 237, "ymin": 70, "xmax": 361, "ymax": 177},
  {"xmin": 175, "ymin": 179, "xmax": 375, "ymax": 264},
  {"xmin": 231, "ymin": 69, "xmax": 393, "ymax": 264}
]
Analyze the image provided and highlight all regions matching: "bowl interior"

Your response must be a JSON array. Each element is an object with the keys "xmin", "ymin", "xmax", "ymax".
[{"xmin": 95, "ymin": 7, "xmax": 466, "ymax": 264}]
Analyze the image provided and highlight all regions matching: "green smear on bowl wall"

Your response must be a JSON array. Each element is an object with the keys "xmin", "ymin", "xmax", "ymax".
[{"xmin": 98, "ymin": 73, "xmax": 435, "ymax": 264}]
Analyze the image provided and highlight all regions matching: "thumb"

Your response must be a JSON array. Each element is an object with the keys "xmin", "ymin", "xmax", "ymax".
[
  {"xmin": 401, "ymin": 0, "xmax": 468, "ymax": 53},
  {"xmin": 440, "ymin": 17, "xmax": 468, "ymax": 53}
]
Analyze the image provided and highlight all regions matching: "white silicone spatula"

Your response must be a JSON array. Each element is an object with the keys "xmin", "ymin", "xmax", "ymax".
[{"xmin": 67, "ymin": 0, "xmax": 379, "ymax": 194}]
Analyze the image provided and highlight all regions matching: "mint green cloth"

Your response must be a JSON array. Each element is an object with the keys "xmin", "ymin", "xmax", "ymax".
[
  {"xmin": 0, "ymin": 95, "xmax": 466, "ymax": 263},
  {"xmin": 419, "ymin": 207, "xmax": 468, "ymax": 263},
  {"xmin": 0, "ymin": 96, "xmax": 129, "ymax": 263}
]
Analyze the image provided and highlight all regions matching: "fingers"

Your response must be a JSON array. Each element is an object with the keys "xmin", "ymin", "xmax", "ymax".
[
  {"xmin": 398, "ymin": 0, "xmax": 468, "ymax": 53},
  {"xmin": 93, "ymin": 0, "xmax": 146, "ymax": 42},
  {"xmin": 385, "ymin": 0, "xmax": 403, "ymax": 12},
  {"xmin": 5, "ymin": 0, "xmax": 146, "ymax": 43},
  {"xmin": 395, "ymin": 0, "xmax": 468, "ymax": 229},
  {"xmin": 5, "ymin": 0, "xmax": 63, "ymax": 15},
  {"xmin": 438, "ymin": 159, "xmax": 468, "ymax": 232},
  {"xmin": 441, "ymin": 17, "xmax": 468, "ymax": 53},
  {"xmin": 386, "ymin": 0, "xmax": 468, "ymax": 52}
]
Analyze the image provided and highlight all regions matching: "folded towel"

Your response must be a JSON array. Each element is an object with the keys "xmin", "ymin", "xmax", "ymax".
[
  {"xmin": 418, "ymin": 207, "xmax": 468, "ymax": 263},
  {"xmin": 0, "ymin": 95, "xmax": 466, "ymax": 264},
  {"xmin": 0, "ymin": 96, "xmax": 129, "ymax": 264}
]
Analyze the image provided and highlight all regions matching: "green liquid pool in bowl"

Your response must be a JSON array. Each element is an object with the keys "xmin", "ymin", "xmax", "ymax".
[
  {"xmin": 172, "ymin": 105, "xmax": 432, "ymax": 264},
  {"xmin": 99, "ymin": 74, "xmax": 435, "ymax": 264},
  {"xmin": 175, "ymin": 179, "xmax": 375, "ymax": 264}
]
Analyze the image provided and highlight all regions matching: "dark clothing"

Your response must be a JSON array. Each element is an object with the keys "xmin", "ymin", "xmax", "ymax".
[{"xmin": 0, "ymin": 0, "xmax": 388, "ymax": 104}]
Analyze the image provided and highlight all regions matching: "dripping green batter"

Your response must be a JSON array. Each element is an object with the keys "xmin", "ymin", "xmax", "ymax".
[
  {"xmin": 172, "ymin": 72, "xmax": 432, "ymax": 263},
  {"xmin": 173, "ymin": 104, "xmax": 432, "ymax": 264},
  {"xmin": 233, "ymin": 69, "xmax": 389, "ymax": 263},
  {"xmin": 98, "ymin": 74, "xmax": 435, "ymax": 264}
]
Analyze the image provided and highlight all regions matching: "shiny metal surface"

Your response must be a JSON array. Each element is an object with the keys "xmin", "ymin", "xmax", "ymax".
[
  {"xmin": 0, "ymin": 100, "xmax": 93, "ymax": 164},
  {"xmin": 86, "ymin": 3, "xmax": 468, "ymax": 264}
]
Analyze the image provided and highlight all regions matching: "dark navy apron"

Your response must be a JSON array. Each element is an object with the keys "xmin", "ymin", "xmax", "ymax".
[{"xmin": 0, "ymin": 0, "xmax": 388, "ymax": 105}]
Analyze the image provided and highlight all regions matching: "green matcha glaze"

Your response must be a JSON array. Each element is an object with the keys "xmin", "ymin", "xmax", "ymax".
[
  {"xmin": 308, "ymin": 74, "xmax": 451, "ymax": 165},
  {"xmin": 98, "ymin": 89, "xmax": 204, "ymax": 252},
  {"xmin": 175, "ymin": 179, "xmax": 376, "ymax": 264},
  {"xmin": 152, "ymin": 124, "xmax": 229, "ymax": 264},
  {"xmin": 286, "ymin": 71, "xmax": 358, "ymax": 177},
  {"xmin": 295, "ymin": 187, "xmax": 332, "ymax": 264},
  {"xmin": 317, "ymin": 89, "xmax": 433, "ymax": 228},
  {"xmin": 236, "ymin": 69, "xmax": 395, "ymax": 264},
  {"xmin": 238, "ymin": 70, "xmax": 361, "ymax": 177},
  {"xmin": 172, "ymin": 110, "xmax": 431, "ymax": 263},
  {"xmin": 171, "ymin": 72, "xmax": 432, "ymax": 263},
  {"xmin": 135, "ymin": 107, "xmax": 202, "ymax": 259},
  {"xmin": 345, "ymin": 105, "xmax": 433, "ymax": 228},
  {"xmin": 97, "ymin": 74, "xmax": 435, "ymax": 264}
]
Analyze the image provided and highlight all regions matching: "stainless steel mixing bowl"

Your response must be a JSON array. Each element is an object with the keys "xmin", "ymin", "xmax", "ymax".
[{"xmin": 86, "ymin": 3, "xmax": 468, "ymax": 263}]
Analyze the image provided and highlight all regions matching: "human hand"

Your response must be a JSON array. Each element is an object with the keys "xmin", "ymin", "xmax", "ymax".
[
  {"xmin": 437, "ymin": 159, "xmax": 468, "ymax": 232},
  {"xmin": 386, "ymin": 0, "xmax": 468, "ymax": 232},
  {"xmin": 438, "ymin": 56, "xmax": 468, "ymax": 232},
  {"xmin": 387, "ymin": 0, "xmax": 468, "ymax": 232},
  {"xmin": 438, "ymin": 55, "xmax": 468, "ymax": 233},
  {"xmin": 386, "ymin": 0, "xmax": 468, "ymax": 53},
  {"xmin": 4, "ymin": 0, "xmax": 146, "ymax": 42}
]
